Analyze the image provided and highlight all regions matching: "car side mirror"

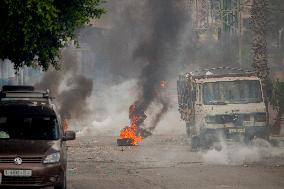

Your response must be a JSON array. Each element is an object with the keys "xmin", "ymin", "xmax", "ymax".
[{"xmin": 63, "ymin": 131, "xmax": 76, "ymax": 141}]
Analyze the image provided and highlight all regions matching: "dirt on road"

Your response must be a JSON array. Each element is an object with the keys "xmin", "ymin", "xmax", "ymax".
[{"xmin": 67, "ymin": 135, "xmax": 284, "ymax": 189}]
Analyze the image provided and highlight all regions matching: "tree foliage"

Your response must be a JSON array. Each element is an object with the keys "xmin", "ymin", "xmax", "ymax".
[{"xmin": 0, "ymin": 0, "xmax": 105, "ymax": 70}]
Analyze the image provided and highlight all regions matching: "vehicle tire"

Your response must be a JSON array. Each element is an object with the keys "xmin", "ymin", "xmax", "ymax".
[
  {"xmin": 191, "ymin": 136, "xmax": 200, "ymax": 150},
  {"xmin": 244, "ymin": 134, "xmax": 253, "ymax": 144},
  {"xmin": 186, "ymin": 121, "xmax": 195, "ymax": 137},
  {"xmin": 54, "ymin": 173, "xmax": 66, "ymax": 189},
  {"xmin": 201, "ymin": 133, "xmax": 214, "ymax": 149},
  {"xmin": 186, "ymin": 123, "xmax": 191, "ymax": 137}
]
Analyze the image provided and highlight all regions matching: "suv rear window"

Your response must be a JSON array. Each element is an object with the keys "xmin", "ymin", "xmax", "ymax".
[{"xmin": 0, "ymin": 115, "xmax": 60, "ymax": 140}]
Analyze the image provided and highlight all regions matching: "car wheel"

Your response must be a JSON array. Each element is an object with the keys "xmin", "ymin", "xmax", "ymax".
[{"xmin": 54, "ymin": 173, "xmax": 66, "ymax": 189}]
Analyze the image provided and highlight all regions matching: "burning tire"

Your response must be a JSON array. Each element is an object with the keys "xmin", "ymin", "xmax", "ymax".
[{"xmin": 117, "ymin": 138, "xmax": 135, "ymax": 146}]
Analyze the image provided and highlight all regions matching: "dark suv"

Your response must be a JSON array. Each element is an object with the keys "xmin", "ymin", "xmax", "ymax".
[{"xmin": 0, "ymin": 86, "xmax": 75, "ymax": 188}]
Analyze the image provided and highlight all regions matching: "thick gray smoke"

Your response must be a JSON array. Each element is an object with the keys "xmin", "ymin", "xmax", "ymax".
[
  {"xmin": 131, "ymin": 0, "xmax": 190, "ymax": 133},
  {"xmin": 75, "ymin": 0, "xmax": 193, "ymax": 135},
  {"xmin": 63, "ymin": 0, "xmax": 245, "ymax": 135},
  {"xmin": 202, "ymin": 138, "xmax": 284, "ymax": 165},
  {"xmin": 57, "ymin": 75, "xmax": 92, "ymax": 120},
  {"xmin": 35, "ymin": 48, "xmax": 93, "ymax": 121}
]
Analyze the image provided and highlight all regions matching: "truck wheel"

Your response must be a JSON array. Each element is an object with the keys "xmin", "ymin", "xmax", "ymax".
[
  {"xmin": 192, "ymin": 134, "xmax": 212, "ymax": 150},
  {"xmin": 54, "ymin": 173, "xmax": 66, "ymax": 189},
  {"xmin": 244, "ymin": 135, "xmax": 254, "ymax": 144},
  {"xmin": 201, "ymin": 133, "xmax": 213, "ymax": 149},
  {"xmin": 191, "ymin": 136, "xmax": 200, "ymax": 150},
  {"xmin": 186, "ymin": 125, "xmax": 191, "ymax": 137},
  {"xmin": 186, "ymin": 122, "xmax": 194, "ymax": 137}
]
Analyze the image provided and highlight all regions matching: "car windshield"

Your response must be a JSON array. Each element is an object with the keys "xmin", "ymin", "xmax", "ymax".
[
  {"xmin": 0, "ymin": 115, "xmax": 60, "ymax": 140},
  {"xmin": 203, "ymin": 80, "xmax": 263, "ymax": 105}
]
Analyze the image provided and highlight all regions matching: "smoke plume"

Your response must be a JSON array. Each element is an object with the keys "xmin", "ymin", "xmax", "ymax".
[
  {"xmin": 57, "ymin": 75, "xmax": 93, "ymax": 120},
  {"xmin": 58, "ymin": 0, "xmax": 244, "ymax": 135},
  {"xmin": 202, "ymin": 138, "xmax": 284, "ymax": 165},
  {"xmin": 132, "ymin": 0, "xmax": 189, "ymax": 133},
  {"xmin": 76, "ymin": 0, "xmax": 193, "ymax": 135},
  {"xmin": 35, "ymin": 48, "xmax": 93, "ymax": 122}
]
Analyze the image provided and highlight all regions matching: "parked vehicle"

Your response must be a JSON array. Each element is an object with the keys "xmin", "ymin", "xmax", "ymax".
[{"xmin": 0, "ymin": 86, "xmax": 75, "ymax": 189}]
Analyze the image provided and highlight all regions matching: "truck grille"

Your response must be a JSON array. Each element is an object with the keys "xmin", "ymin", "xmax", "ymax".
[
  {"xmin": 2, "ymin": 176, "xmax": 44, "ymax": 185},
  {"xmin": 0, "ymin": 156, "xmax": 43, "ymax": 163},
  {"xmin": 215, "ymin": 114, "xmax": 243, "ymax": 125}
]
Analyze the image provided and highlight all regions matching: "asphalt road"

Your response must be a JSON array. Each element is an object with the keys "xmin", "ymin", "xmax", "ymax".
[{"xmin": 66, "ymin": 135, "xmax": 284, "ymax": 189}]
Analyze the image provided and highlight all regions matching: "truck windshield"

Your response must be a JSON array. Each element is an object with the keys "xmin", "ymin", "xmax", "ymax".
[
  {"xmin": 0, "ymin": 115, "xmax": 60, "ymax": 140},
  {"xmin": 203, "ymin": 80, "xmax": 263, "ymax": 105}
]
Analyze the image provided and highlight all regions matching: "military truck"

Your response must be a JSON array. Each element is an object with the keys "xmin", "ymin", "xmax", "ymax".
[{"xmin": 177, "ymin": 68, "xmax": 268, "ymax": 148}]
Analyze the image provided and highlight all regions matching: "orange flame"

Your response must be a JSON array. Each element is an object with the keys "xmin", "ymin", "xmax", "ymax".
[
  {"xmin": 160, "ymin": 80, "xmax": 167, "ymax": 88},
  {"xmin": 119, "ymin": 103, "xmax": 144, "ymax": 145},
  {"xmin": 63, "ymin": 119, "xmax": 69, "ymax": 132}
]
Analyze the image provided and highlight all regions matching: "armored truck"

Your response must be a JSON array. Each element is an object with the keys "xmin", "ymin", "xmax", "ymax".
[{"xmin": 177, "ymin": 68, "xmax": 268, "ymax": 148}]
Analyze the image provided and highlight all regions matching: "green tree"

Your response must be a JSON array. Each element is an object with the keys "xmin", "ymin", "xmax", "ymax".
[{"xmin": 0, "ymin": 0, "xmax": 105, "ymax": 70}]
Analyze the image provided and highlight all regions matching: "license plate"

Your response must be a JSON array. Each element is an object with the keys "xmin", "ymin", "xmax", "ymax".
[
  {"xmin": 228, "ymin": 128, "xmax": 245, "ymax": 134},
  {"xmin": 4, "ymin": 170, "xmax": 32, "ymax": 177}
]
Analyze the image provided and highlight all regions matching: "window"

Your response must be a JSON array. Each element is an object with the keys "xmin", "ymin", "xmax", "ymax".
[
  {"xmin": 0, "ymin": 115, "xmax": 60, "ymax": 140},
  {"xmin": 203, "ymin": 80, "xmax": 263, "ymax": 105}
]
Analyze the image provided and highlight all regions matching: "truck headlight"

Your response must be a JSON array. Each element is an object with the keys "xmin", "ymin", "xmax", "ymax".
[
  {"xmin": 205, "ymin": 116, "xmax": 216, "ymax": 123},
  {"xmin": 43, "ymin": 152, "xmax": 60, "ymax": 164},
  {"xmin": 254, "ymin": 113, "xmax": 266, "ymax": 122}
]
